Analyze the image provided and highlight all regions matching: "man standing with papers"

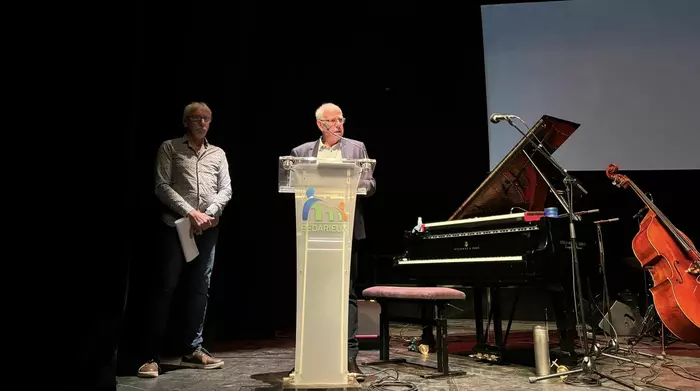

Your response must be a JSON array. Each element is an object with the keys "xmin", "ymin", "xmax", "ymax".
[{"xmin": 137, "ymin": 102, "xmax": 232, "ymax": 378}]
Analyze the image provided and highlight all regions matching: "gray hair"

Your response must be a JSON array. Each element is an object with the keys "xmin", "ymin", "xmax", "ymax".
[
  {"xmin": 315, "ymin": 103, "xmax": 342, "ymax": 120},
  {"xmin": 183, "ymin": 102, "xmax": 212, "ymax": 122}
]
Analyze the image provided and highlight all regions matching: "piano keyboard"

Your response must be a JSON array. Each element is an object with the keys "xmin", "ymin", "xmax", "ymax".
[
  {"xmin": 397, "ymin": 256, "xmax": 524, "ymax": 265},
  {"xmin": 422, "ymin": 225, "xmax": 540, "ymax": 240}
]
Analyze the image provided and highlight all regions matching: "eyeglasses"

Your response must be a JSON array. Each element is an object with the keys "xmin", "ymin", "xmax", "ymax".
[
  {"xmin": 188, "ymin": 115, "xmax": 211, "ymax": 123},
  {"xmin": 319, "ymin": 117, "xmax": 346, "ymax": 124}
]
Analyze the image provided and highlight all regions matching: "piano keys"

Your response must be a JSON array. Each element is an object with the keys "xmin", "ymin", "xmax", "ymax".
[
  {"xmin": 396, "ymin": 212, "xmax": 550, "ymax": 286},
  {"xmin": 392, "ymin": 115, "xmax": 598, "ymax": 364}
]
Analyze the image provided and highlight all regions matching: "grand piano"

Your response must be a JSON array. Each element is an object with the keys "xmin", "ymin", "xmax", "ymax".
[{"xmin": 393, "ymin": 115, "xmax": 598, "ymax": 364}]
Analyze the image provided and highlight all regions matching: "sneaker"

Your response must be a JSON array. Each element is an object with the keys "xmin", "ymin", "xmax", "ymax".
[
  {"xmin": 180, "ymin": 347, "xmax": 224, "ymax": 369},
  {"xmin": 137, "ymin": 360, "xmax": 159, "ymax": 378}
]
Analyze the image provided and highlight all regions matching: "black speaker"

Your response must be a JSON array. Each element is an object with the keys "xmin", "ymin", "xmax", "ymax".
[{"xmin": 596, "ymin": 300, "xmax": 643, "ymax": 336}]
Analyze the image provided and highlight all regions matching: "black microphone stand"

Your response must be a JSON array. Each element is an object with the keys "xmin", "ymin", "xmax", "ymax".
[
  {"xmin": 505, "ymin": 116, "xmax": 589, "ymax": 197},
  {"xmin": 595, "ymin": 218, "xmax": 615, "ymax": 338},
  {"xmin": 498, "ymin": 117, "xmax": 638, "ymax": 389},
  {"xmin": 588, "ymin": 218, "xmax": 646, "ymax": 368}
]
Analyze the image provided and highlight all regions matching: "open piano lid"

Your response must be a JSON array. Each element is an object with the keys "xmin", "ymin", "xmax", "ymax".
[{"xmin": 449, "ymin": 115, "xmax": 580, "ymax": 221}]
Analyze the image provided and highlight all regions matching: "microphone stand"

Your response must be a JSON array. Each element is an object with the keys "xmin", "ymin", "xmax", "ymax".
[
  {"xmin": 588, "ymin": 218, "xmax": 645, "ymax": 368},
  {"xmin": 505, "ymin": 117, "xmax": 588, "ymax": 197},
  {"xmin": 594, "ymin": 218, "xmax": 618, "ymax": 339},
  {"xmin": 499, "ymin": 118, "xmax": 636, "ymax": 389}
]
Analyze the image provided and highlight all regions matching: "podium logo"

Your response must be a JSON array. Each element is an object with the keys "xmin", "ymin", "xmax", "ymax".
[
  {"xmin": 302, "ymin": 187, "xmax": 348, "ymax": 222},
  {"xmin": 301, "ymin": 187, "xmax": 349, "ymax": 233}
]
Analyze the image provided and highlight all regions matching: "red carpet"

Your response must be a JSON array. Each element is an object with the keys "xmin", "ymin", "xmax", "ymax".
[
  {"xmin": 445, "ymin": 331, "xmax": 700, "ymax": 358},
  {"xmin": 210, "ymin": 332, "xmax": 699, "ymax": 359}
]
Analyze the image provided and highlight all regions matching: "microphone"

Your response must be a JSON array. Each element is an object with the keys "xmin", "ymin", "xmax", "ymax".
[
  {"xmin": 489, "ymin": 113, "xmax": 517, "ymax": 124},
  {"xmin": 594, "ymin": 218, "xmax": 620, "ymax": 224},
  {"xmin": 576, "ymin": 209, "xmax": 600, "ymax": 215},
  {"xmin": 558, "ymin": 209, "xmax": 600, "ymax": 219},
  {"xmin": 490, "ymin": 111, "xmax": 588, "ymax": 196},
  {"xmin": 319, "ymin": 124, "xmax": 374, "ymax": 194},
  {"xmin": 321, "ymin": 124, "xmax": 369, "ymax": 159},
  {"xmin": 632, "ymin": 206, "xmax": 648, "ymax": 221}
]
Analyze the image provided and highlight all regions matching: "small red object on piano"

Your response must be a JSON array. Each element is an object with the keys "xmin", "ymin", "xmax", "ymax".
[{"xmin": 524, "ymin": 211, "xmax": 545, "ymax": 222}]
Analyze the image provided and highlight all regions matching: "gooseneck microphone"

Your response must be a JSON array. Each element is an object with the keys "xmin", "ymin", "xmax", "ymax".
[
  {"xmin": 319, "ymin": 124, "xmax": 374, "ymax": 195},
  {"xmin": 321, "ymin": 123, "xmax": 369, "ymax": 159}
]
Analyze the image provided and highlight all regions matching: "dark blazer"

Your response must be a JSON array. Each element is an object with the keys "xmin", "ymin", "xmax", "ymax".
[{"xmin": 290, "ymin": 137, "xmax": 376, "ymax": 240}]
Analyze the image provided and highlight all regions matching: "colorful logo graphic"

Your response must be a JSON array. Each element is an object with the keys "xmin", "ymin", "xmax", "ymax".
[{"xmin": 301, "ymin": 187, "xmax": 348, "ymax": 222}]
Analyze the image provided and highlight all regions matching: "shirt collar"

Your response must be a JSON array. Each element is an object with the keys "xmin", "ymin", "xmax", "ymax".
[
  {"xmin": 182, "ymin": 134, "xmax": 209, "ymax": 148},
  {"xmin": 318, "ymin": 136, "xmax": 341, "ymax": 151}
]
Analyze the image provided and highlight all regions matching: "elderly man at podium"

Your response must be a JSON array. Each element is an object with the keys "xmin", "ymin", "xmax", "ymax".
[{"xmin": 288, "ymin": 102, "xmax": 376, "ymax": 381}]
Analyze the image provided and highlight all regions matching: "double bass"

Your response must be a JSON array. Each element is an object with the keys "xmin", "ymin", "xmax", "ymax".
[{"xmin": 606, "ymin": 164, "xmax": 700, "ymax": 344}]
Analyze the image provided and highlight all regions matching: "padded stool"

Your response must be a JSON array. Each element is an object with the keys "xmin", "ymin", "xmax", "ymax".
[{"xmin": 361, "ymin": 286, "xmax": 467, "ymax": 379}]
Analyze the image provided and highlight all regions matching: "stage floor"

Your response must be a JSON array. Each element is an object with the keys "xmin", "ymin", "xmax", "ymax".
[{"xmin": 117, "ymin": 320, "xmax": 699, "ymax": 390}]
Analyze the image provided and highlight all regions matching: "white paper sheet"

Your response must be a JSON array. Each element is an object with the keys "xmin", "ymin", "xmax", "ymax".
[{"xmin": 175, "ymin": 217, "xmax": 199, "ymax": 262}]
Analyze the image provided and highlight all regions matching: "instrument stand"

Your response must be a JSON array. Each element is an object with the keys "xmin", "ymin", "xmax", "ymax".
[
  {"xmin": 517, "ymin": 160, "xmax": 598, "ymax": 385},
  {"xmin": 502, "ymin": 119, "xmax": 637, "ymax": 389},
  {"xmin": 598, "ymin": 340, "xmax": 653, "ymax": 368},
  {"xmin": 530, "ymin": 339, "xmax": 646, "ymax": 390},
  {"xmin": 627, "ymin": 303, "xmax": 678, "ymax": 356},
  {"xmin": 593, "ymin": 218, "xmax": 618, "ymax": 338},
  {"xmin": 591, "ymin": 217, "xmax": 638, "ymax": 360},
  {"xmin": 556, "ymin": 175, "xmax": 603, "ymax": 387}
]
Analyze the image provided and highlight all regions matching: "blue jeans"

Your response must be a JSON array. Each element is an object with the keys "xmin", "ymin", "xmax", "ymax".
[{"xmin": 140, "ymin": 224, "xmax": 218, "ymax": 362}]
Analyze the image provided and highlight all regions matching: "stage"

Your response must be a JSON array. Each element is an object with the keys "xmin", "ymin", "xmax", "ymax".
[{"xmin": 116, "ymin": 320, "xmax": 699, "ymax": 390}]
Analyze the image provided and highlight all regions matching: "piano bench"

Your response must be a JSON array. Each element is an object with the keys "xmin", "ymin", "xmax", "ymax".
[{"xmin": 360, "ymin": 286, "xmax": 467, "ymax": 379}]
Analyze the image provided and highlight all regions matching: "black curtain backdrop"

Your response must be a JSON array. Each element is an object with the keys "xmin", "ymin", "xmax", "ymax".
[
  {"xmin": 69, "ymin": 1, "xmax": 697, "ymax": 384},
  {"xmin": 125, "ymin": 1, "xmax": 491, "ymax": 344}
]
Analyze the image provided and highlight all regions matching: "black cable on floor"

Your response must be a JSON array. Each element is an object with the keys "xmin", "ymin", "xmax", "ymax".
[{"xmin": 366, "ymin": 368, "xmax": 418, "ymax": 391}]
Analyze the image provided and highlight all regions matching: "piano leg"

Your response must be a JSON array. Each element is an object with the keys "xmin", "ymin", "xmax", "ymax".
[
  {"xmin": 468, "ymin": 286, "xmax": 515, "ymax": 363},
  {"xmin": 492, "ymin": 287, "xmax": 503, "ymax": 346},
  {"xmin": 465, "ymin": 286, "xmax": 525, "ymax": 364},
  {"xmin": 502, "ymin": 287, "xmax": 521, "ymax": 347},
  {"xmin": 548, "ymin": 283, "xmax": 577, "ymax": 366},
  {"xmin": 474, "ymin": 288, "xmax": 484, "ymax": 345}
]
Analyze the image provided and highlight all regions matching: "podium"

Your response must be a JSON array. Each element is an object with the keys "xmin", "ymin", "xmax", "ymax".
[{"xmin": 278, "ymin": 156, "xmax": 376, "ymax": 389}]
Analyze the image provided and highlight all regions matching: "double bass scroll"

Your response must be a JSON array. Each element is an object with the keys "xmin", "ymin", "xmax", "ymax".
[{"xmin": 606, "ymin": 163, "xmax": 700, "ymax": 344}]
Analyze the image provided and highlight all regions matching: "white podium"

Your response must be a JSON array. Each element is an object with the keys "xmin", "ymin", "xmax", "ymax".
[{"xmin": 278, "ymin": 156, "xmax": 376, "ymax": 389}]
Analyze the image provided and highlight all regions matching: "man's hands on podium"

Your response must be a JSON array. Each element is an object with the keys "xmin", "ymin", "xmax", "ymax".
[{"xmin": 188, "ymin": 209, "xmax": 214, "ymax": 236}]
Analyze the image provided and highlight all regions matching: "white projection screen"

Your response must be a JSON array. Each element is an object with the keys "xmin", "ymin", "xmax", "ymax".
[{"xmin": 481, "ymin": 0, "xmax": 700, "ymax": 171}]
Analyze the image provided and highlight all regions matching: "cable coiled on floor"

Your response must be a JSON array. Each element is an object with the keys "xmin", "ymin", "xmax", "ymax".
[{"xmin": 366, "ymin": 368, "xmax": 419, "ymax": 391}]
